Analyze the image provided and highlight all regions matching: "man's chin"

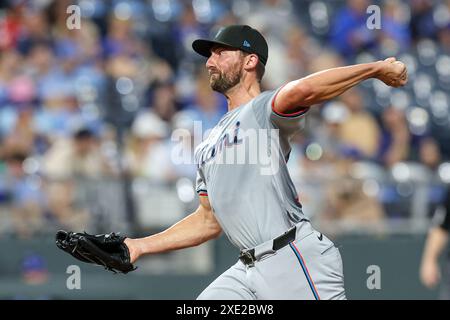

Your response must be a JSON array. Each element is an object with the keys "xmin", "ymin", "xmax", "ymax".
[
  {"xmin": 209, "ymin": 80, "xmax": 223, "ymax": 93},
  {"xmin": 210, "ymin": 84, "xmax": 223, "ymax": 93}
]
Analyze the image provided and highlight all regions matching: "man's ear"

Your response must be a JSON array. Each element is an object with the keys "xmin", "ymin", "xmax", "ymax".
[{"xmin": 244, "ymin": 54, "xmax": 259, "ymax": 71}]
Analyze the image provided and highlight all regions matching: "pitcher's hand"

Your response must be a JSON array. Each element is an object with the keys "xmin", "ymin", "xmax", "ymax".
[{"xmin": 376, "ymin": 57, "xmax": 408, "ymax": 88}]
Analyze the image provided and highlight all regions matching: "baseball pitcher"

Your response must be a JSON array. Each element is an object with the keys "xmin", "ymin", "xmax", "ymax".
[{"xmin": 58, "ymin": 25, "xmax": 408, "ymax": 300}]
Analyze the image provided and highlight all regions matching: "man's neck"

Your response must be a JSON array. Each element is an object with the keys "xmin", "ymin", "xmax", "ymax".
[{"xmin": 224, "ymin": 81, "xmax": 261, "ymax": 111}]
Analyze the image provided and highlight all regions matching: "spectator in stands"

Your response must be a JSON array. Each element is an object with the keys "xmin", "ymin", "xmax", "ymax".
[
  {"xmin": 41, "ymin": 128, "xmax": 113, "ymax": 231},
  {"xmin": 284, "ymin": 26, "xmax": 320, "ymax": 82},
  {"xmin": 169, "ymin": 111, "xmax": 200, "ymax": 180},
  {"xmin": 184, "ymin": 70, "xmax": 225, "ymax": 131},
  {"xmin": 102, "ymin": 15, "xmax": 143, "ymax": 59},
  {"xmin": 307, "ymin": 50, "xmax": 344, "ymax": 74},
  {"xmin": 329, "ymin": 0, "xmax": 377, "ymax": 57},
  {"xmin": 379, "ymin": 0, "xmax": 412, "ymax": 54},
  {"xmin": 320, "ymin": 176, "xmax": 386, "ymax": 235},
  {"xmin": 148, "ymin": 80, "xmax": 181, "ymax": 124},
  {"xmin": 127, "ymin": 111, "xmax": 174, "ymax": 182},
  {"xmin": 315, "ymin": 101, "xmax": 351, "ymax": 164},
  {"xmin": 1, "ymin": 107, "xmax": 36, "ymax": 158},
  {"xmin": 416, "ymin": 137, "xmax": 442, "ymax": 170},
  {"xmin": 0, "ymin": 0, "xmax": 25, "ymax": 50},
  {"xmin": 377, "ymin": 106, "xmax": 411, "ymax": 167},
  {"xmin": 0, "ymin": 50, "xmax": 22, "ymax": 106},
  {"xmin": 241, "ymin": 0, "xmax": 300, "ymax": 88},
  {"xmin": 42, "ymin": 128, "xmax": 114, "ymax": 179},
  {"xmin": 172, "ymin": 3, "xmax": 209, "ymax": 63},
  {"xmin": 4, "ymin": 152, "xmax": 45, "ymax": 238},
  {"xmin": 243, "ymin": 0, "xmax": 298, "ymax": 40},
  {"xmin": 15, "ymin": 8, "xmax": 52, "ymax": 55},
  {"xmin": 337, "ymin": 88, "xmax": 381, "ymax": 159},
  {"xmin": 409, "ymin": 0, "xmax": 437, "ymax": 41},
  {"xmin": 28, "ymin": 41, "xmax": 86, "ymax": 139}
]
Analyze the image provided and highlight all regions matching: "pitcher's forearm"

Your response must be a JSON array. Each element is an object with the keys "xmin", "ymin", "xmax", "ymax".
[
  {"xmin": 136, "ymin": 216, "xmax": 204, "ymax": 254},
  {"xmin": 299, "ymin": 62, "xmax": 381, "ymax": 105},
  {"xmin": 274, "ymin": 57, "xmax": 406, "ymax": 117},
  {"xmin": 133, "ymin": 211, "xmax": 221, "ymax": 256}
]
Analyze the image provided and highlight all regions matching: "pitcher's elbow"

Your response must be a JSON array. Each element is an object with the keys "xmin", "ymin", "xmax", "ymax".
[{"xmin": 292, "ymin": 80, "xmax": 316, "ymax": 106}]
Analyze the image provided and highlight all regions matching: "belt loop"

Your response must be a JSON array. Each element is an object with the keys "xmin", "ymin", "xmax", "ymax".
[
  {"xmin": 253, "ymin": 241, "xmax": 276, "ymax": 261},
  {"xmin": 239, "ymin": 249, "xmax": 256, "ymax": 267}
]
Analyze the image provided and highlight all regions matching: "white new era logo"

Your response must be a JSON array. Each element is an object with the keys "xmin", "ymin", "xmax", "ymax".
[{"xmin": 243, "ymin": 40, "xmax": 251, "ymax": 47}]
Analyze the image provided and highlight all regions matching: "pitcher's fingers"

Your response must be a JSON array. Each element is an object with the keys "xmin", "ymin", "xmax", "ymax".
[{"xmin": 399, "ymin": 68, "xmax": 407, "ymax": 79}]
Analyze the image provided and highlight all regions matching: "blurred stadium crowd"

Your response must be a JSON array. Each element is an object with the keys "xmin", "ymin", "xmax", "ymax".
[{"xmin": 1, "ymin": 0, "xmax": 450, "ymax": 239}]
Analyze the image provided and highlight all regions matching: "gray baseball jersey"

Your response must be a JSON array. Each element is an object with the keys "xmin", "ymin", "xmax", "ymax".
[
  {"xmin": 194, "ymin": 87, "xmax": 346, "ymax": 300},
  {"xmin": 194, "ymin": 87, "xmax": 309, "ymax": 250}
]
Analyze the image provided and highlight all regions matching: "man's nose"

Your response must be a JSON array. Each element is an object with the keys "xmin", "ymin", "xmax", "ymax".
[{"xmin": 206, "ymin": 54, "xmax": 215, "ymax": 69}]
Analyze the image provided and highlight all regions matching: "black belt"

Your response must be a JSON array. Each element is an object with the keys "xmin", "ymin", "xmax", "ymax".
[{"xmin": 239, "ymin": 219, "xmax": 309, "ymax": 266}]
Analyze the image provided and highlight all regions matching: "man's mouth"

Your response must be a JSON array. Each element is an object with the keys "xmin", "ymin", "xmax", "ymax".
[{"xmin": 208, "ymin": 68, "xmax": 220, "ymax": 76}]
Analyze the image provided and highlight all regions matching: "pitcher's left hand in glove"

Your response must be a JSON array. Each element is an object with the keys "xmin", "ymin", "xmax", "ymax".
[{"xmin": 55, "ymin": 230, "xmax": 137, "ymax": 274}]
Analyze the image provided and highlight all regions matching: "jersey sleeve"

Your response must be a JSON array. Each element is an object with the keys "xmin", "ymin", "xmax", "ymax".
[
  {"xmin": 195, "ymin": 170, "xmax": 208, "ymax": 197},
  {"xmin": 252, "ymin": 86, "xmax": 310, "ymax": 139}
]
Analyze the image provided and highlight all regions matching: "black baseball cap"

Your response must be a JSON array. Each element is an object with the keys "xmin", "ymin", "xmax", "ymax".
[{"xmin": 192, "ymin": 25, "xmax": 269, "ymax": 66}]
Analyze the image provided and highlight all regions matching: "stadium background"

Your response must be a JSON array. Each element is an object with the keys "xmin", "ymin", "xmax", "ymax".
[{"xmin": 0, "ymin": 0, "xmax": 450, "ymax": 299}]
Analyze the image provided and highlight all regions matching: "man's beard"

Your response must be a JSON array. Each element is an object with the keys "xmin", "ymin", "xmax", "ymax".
[{"xmin": 209, "ymin": 66, "xmax": 242, "ymax": 94}]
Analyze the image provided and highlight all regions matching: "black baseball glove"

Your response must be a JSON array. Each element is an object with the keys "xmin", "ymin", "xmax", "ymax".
[{"xmin": 55, "ymin": 230, "xmax": 137, "ymax": 274}]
